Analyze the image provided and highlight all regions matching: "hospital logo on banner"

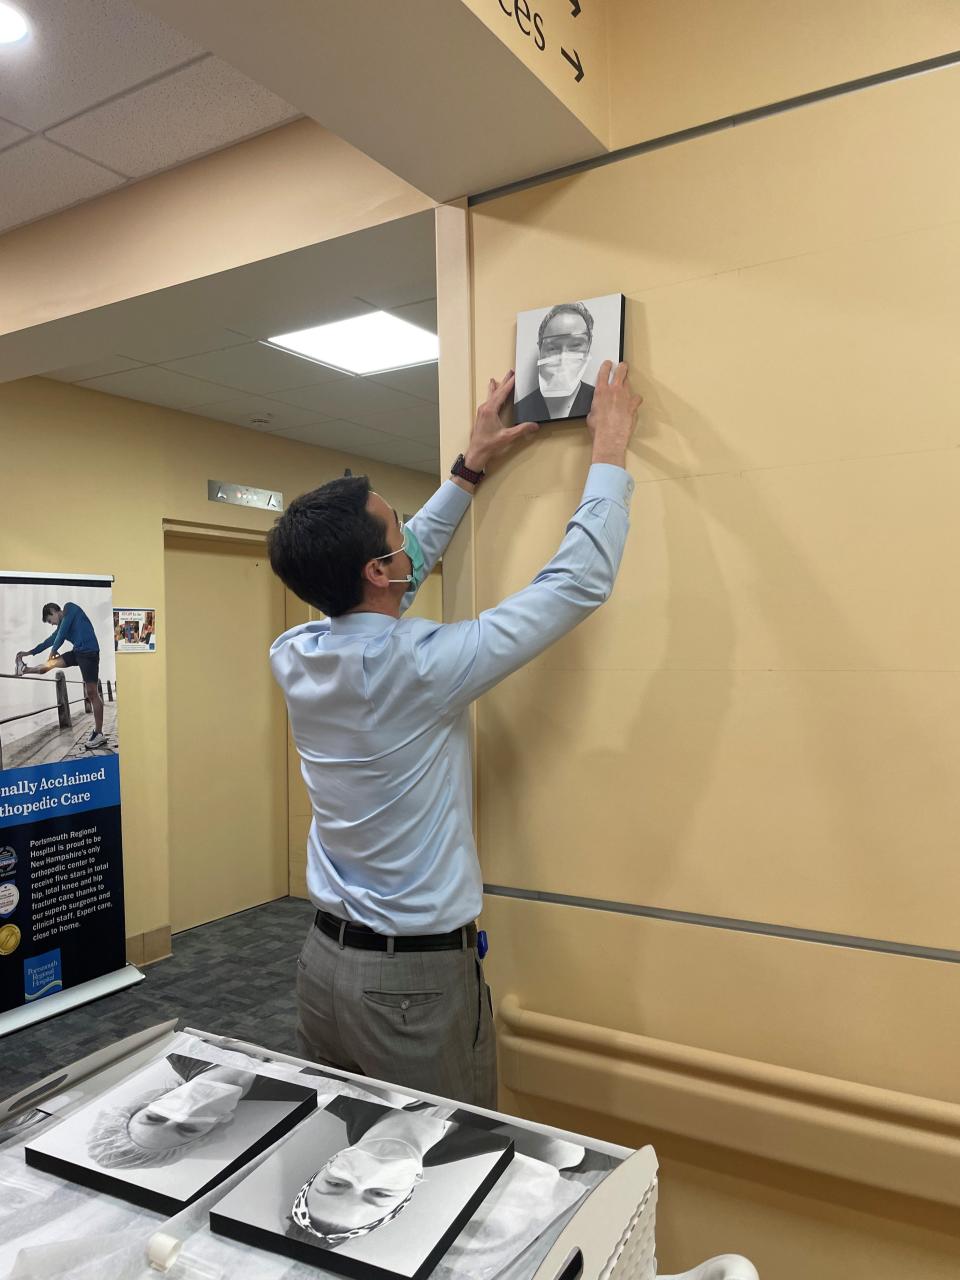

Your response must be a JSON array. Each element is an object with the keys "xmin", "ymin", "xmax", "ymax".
[{"xmin": 24, "ymin": 947, "xmax": 63, "ymax": 1002}]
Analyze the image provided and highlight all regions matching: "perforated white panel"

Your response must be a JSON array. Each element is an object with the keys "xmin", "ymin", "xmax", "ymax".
[{"xmin": 48, "ymin": 57, "xmax": 298, "ymax": 178}]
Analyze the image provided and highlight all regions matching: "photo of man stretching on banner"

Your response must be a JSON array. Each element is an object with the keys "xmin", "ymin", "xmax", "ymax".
[{"xmin": 15, "ymin": 602, "xmax": 105, "ymax": 751}]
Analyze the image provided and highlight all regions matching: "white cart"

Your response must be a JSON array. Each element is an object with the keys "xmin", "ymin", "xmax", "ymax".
[{"xmin": 1, "ymin": 1023, "xmax": 759, "ymax": 1280}]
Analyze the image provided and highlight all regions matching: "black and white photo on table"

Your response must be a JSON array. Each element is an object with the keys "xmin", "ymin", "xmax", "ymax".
[
  {"xmin": 24, "ymin": 1052, "xmax": 316, "ymax": 1215},
  {"xmin": 210, "ymin": 1093, "xmax": 514, "ymax": 1280},
  {"xmin": 514, "ymin": 292, "xmax": 625, "ymax": 424}
]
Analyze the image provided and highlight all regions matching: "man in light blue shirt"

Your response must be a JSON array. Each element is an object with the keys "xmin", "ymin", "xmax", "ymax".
[{"xmin": 268, "ymin": 361, "xmax": 641, "ymax": 1105}]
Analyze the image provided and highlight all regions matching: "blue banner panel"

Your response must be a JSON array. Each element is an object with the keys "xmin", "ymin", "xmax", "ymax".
[
  {"xmin": 0, "ymin": 573, "xmax": 126, "ymax": 1016},
  {"xmin": 0, "ymin": 756, "xmax": 121, "ymax": 829}
]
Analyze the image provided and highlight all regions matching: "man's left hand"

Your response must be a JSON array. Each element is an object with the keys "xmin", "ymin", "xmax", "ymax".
[{"xmin": 464, "ymin": 371, "xmax": 540, "ymax": 472}]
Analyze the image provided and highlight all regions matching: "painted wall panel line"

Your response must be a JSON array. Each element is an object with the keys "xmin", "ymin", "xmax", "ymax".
[{"xmin": 483, "ymin": 884, "xmax": 960, "ymax": 966}]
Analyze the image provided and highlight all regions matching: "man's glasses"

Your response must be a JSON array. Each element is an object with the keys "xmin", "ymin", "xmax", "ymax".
[{"xmin": 540, "ymin": 336, "xmax": 590, "ymax": 357}]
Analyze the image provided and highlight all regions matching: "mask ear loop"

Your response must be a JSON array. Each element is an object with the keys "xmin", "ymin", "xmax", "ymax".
[{"xmin": 375, "ymin": 523, "xmax": 414, "ymax": 586}]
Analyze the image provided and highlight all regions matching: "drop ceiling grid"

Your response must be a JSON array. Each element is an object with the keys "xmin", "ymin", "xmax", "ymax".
[
  {"xmin": 48, "ymin": 339, "xmax": 441, "ymax": 452},
  {"xmin": 0, "ymin": 3, "xmax": 299, "ymax": 232},
  {"xmin": 61, "ymin": 346, "xmax": 438, "ymax": 406}
]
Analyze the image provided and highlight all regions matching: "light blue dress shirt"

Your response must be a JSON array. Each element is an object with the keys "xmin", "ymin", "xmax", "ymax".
[{"xmin": 270, "ymin": 463, "xmax": 634, "ymax": 934}]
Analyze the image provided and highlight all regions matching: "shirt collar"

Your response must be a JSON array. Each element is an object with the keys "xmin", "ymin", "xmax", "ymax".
[{"xmin": 328, "ymin": 611, "xmax": 399, "ymax": 635}]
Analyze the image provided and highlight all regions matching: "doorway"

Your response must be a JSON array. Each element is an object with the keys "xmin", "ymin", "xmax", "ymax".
[{"xmin": 165, "ymin": 531, "xmax": 288, "ymax": 932}]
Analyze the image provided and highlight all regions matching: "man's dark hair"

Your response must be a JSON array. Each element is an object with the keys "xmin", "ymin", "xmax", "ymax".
[
  {"xmin": 538, "ymin": 301, "xmax": 594, "ymax": 347},
  {"xmin": 267, "ymin": 477, "xmax": 390, "ymax": 617},
  {"xmin": 41, "ymin": 603, "xmax": 61, "ymax": 622}
]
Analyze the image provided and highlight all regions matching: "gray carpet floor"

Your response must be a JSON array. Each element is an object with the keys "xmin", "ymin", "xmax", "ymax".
[{"xmin": 1, "ymin": 896, "xmax": 315, "ymax": 1102}]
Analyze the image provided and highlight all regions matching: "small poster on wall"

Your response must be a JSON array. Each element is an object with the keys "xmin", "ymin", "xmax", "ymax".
[
  {"xmin": 113, "ymin": 607, "xmax": 157, "ymax": 652},
  {"xmin": 514, "ymin": 292, "xmax": 625, "ymax": 424}
]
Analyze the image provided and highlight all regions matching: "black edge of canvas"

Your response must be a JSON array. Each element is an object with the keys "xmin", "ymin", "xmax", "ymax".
[
  {"xmin": 412, "ymin": 1138, "xmax": 515, "ymax": 1280},
  {"xmin": 207, "ymin": 1090, "xmax": 317, "ymax": 1202},
  {"xmin": 24, "ymin": 1088, "xmax": 316, "ymax": 1217},
  {"xmin": 210, "ymin": 1137, "xmax": 516, "ymax": 1280},
  {"xmin": 24, "ymin": 1146, "xmax": 184, "ymax": 1217},
  {"xmin": 618, "ymin": 292, "xmax": 626, "ymax": 362}
]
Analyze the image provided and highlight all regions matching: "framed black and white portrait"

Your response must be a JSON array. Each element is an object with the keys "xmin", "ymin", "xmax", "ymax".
[
  {"xmin": 514, "ymin": 292, "xmax": 625, "ymax": 424},
  {"xmin": 210, "ymin": 1094, "xmax": 514, "ymax": 1280},
  {"xmin": 24, "ymin": 1052, "xmax": 316, "ymax": 1215}
]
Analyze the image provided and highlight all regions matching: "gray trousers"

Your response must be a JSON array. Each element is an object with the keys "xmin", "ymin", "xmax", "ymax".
[{"xmin": 295, "ymin": 920, "xmax": 498, "ymax": 1108}]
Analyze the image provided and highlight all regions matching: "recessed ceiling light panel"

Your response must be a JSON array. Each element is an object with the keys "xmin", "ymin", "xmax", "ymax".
[
  {"xmin": 0, "ymin": 2, "xmax": 29, "ymax": 43},
  {"xmin": 265, "ymin": 311, "xmax": 439, "ymax": 375}
]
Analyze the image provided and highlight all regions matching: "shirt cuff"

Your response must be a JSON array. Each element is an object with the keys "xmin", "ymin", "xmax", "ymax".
[
  {"xmin": 429, "ymin": 477, "xmax": 474, "ymax": 518},
  {"xmin": 583, "ymin": 463, "xmax": 635, "ymax": 509}
]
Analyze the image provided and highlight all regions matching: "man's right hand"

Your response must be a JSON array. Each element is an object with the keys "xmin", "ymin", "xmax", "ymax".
[
  {"xmin": 587, "ymin": 361, "xmax": 642, "ymax": 469},
  {"xmin": 465, "ymin": 370, "xmax": 540, "ymax": 473}
]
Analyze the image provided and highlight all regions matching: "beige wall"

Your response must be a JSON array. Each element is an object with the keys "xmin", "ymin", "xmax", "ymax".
[
  {"xmin": 608, "ymin": 0, "xmax": 960, "ymax": 149},
  {"xmin": 0, "ymin": 376, "xmax": 437, "ymax": 941},
  {"xmin": 458, "ymin": 60, "xmax": 960, "ymax": 1278}
]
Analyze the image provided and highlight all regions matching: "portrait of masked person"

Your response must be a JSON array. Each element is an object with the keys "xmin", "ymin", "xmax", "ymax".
[
  {"xmin": 289, "ymin": 1096, "xmax": 508, "ymax": 1247},
  {"xmin": 86, "ymin": 1054, "xmax": 289, "ymax": 1168},
  {"xmin": 514, "ymin": 301, "xmax": 596, "ymax": 423}
]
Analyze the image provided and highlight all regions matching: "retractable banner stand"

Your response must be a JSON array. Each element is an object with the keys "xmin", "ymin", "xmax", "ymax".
[{"xmin": 0, "ymin": 572, "xmax": 142, "ymax": 1036}]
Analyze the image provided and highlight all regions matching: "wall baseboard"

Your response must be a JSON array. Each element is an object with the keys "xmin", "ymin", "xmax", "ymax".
[
  {"xmin": 125, "ymin": 926, "xmax": 172, "ymax": 968},
  {"xmin": 498, "ymin": 995, "xmax": 960, "ymax": 1210}
]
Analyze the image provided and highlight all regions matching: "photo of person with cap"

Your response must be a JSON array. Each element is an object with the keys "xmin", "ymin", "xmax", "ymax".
[{"xmin": 86, "ymin": 1054, "xmax": 295, "ymax": 1169}]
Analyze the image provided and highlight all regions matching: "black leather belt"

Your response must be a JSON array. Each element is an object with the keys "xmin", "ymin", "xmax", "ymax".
[{"xmin": 314, "ymin": 909, "xmax": 477, "ymax": 952}]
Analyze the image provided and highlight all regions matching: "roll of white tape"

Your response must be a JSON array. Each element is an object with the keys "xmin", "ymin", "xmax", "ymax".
[{"xmin": 147, "ymin": 1231, "xmax": 183, "ymax": 1272}]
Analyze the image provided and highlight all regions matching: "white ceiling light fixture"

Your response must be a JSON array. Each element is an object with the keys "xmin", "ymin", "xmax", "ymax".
[
  {"xmin": 265, "ymin": 311, "xmax": 439, "ymax": 376},
  {"xmin": 0, "ymin": 1, "xmax": 28, "ymax": 44}
]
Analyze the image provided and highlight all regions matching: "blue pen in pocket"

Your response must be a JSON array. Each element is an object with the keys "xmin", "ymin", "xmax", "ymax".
[{"xmin": 477, "ymin": 929, "xmax": 489, "ymax": 959}]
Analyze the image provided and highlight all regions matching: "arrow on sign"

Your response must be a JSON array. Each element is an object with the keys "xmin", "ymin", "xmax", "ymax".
[
  {"xmin": 569, "ymin": 0, "xmax": 582, "ymax": 14},
  {"xmin": 561, "ymin": 46, "xmax": 584, "ymax": 81}
]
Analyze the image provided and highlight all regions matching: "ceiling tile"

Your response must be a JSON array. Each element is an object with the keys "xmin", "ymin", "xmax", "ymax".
[
  {"xmin": 79, "ymin": 364, "xmax": 236, "ymax": 408},
  {"xmin": 44, "ymin": 355, "xmax": 144, "ymax": 382},
  {"xmin": 163, "ymin": 342, "xmax": 347, "ymax": 396},
  {"xmin": 353, "ymin": 405, "xmax": 439, "ymax": 446},
  {"xmin": 360, "ymin": 439, "xmax": 439, "ymax": 470},
  {"xmin": 115, "ymin": 327, "xmax": 250, "ymax": 365},
  {"xmin": 217, "ymin": 292, "xmax": 377, "ymax": 344},
  {"xmin": 272, "ymin": 378, "xmax": 423, "ymax": 422},
  {"xmin": 276, "ymin": 419, "xmax": 428, "ymax": 470},
  {"xmin": 47, "ymin": 56, "xmax": 299, "ymax": 179},
  {"xmin": 0, "ymin": 117, "xmax": 29, "ymax": 150},
  {"xmin": 187, "ymin": 395, "xmax": 324, "ymax": 432},
  {"xmin": 0, "ymin": 0, "xmax": 203, "ymax": 133},
  {"xmin": 360, "ymin": 277, "xmax": 439, "ymax": 309},
  {"xmin": 407, "ymin": 455, "xmax": 441, "ymax": 476},
  {"xmin": 0, "ymin": 137, "xmax": 124, "ymax": 233},
  {"xmin": 370, "ymin": 363, "xmax": 439, "ymax": 403},
  {"xmin": 390, "ymin": 298, "xmax": 438, "ymax": 333}
]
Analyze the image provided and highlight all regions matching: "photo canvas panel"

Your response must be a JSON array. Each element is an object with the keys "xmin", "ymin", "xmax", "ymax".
[
  {"xmin": 25, "ymin": 1052, "xmax": 316, "ymax": 1215},
  {"xmin": 514, "ymin": 292, "xmax": 625, "ymax": 424},
  {"xmin": 210, "ymin": 1096, "xmax": 514, "ymax": 1280}
]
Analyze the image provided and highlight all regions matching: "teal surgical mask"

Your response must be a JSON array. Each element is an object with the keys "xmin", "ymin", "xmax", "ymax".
[{"xmin": 377, "ymin": 523, "xmax": 426, "ymax": 590}]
